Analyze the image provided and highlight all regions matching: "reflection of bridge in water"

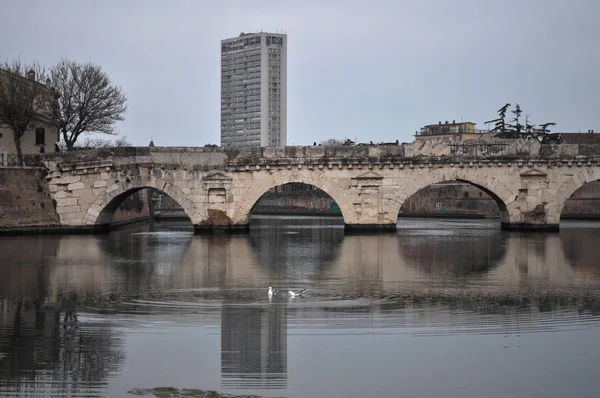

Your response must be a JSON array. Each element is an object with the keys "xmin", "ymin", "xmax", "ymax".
[
  {"xmin": 2, "ymin": 220, "xmax": 599, "ymax": 302},
  {"xmin": 0, "ymin": 299, "xmax": 124, "ymax": 397},
  {"xmin": 2, "ymin": 219, "xmax": 600, "ymax": 395}
]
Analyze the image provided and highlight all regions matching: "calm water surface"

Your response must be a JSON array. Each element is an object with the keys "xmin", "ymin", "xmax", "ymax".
[{"xmin": 1, "ymin": 216, "xmax": 600, "ymax": 397}]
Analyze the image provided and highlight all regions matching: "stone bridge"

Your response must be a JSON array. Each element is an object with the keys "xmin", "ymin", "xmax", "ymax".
[{"xmin": 42, "ymin": 140, "xmax": 600, "ymax": 233}]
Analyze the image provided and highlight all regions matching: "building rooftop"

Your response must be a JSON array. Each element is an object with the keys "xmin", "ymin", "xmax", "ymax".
[
  {"xmin": 554, "ymin": 132, "xmax": 600, "ymax": 145},
  {"xmin": 422, "ymin": 120, "xmax": 476, "ymax": 128},
  {"xmin": 221, "ymin": 31, "xmax": 287, "ymax": 42}
]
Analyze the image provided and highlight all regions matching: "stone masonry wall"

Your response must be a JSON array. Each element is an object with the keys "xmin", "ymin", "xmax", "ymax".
[{"xmin": 0, "ymin": 168, "xmax": 61, "ymax": 228}]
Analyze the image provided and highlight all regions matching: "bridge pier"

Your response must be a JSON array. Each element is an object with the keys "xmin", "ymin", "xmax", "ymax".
[{"xmin": 502, "ymin": 202, "xmax": 561, "ymax": 232}]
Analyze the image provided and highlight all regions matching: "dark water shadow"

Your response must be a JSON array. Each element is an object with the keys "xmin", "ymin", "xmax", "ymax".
[
  {"xmin": 396, "ymin": 218, "xmax": 507, "ymax": 277},
  {"xmin": 560, "ymin": 223, "xmax": 600, "ymax": 278},
  {"xmin": 0, "ymin": 298, "xmax": 124, "ymax": 397},
  {"xmin": 93, "ymin": 221, "xmax": 194, "ymax": 294},
  {"xmin": 248, "ymin": 215, "xmax": 345, "ymax": 279}
]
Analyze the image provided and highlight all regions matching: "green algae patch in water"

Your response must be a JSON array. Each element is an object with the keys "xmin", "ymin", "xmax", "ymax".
[{"xmin": 128, "ymin": 387, "xmax": 261, "ymax": 398}]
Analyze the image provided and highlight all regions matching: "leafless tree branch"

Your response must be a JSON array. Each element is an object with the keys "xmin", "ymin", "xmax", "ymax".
[
  {"xmin": 75, "ymin": 135, "xmax": 132, "ymax": 149},
  {"xmin": 50, "ymin": 60, "xmax": 127, "ymax": 150}
]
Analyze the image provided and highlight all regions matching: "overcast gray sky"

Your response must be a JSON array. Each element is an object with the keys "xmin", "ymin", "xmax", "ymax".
[{"xmin": 1, "ymin": 0, "xmax": 598, "ymax": 146}]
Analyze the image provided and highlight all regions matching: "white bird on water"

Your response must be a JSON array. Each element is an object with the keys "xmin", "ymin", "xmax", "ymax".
[
  {"xmin": 287, "ymin": 288, "xmax": 306, "ymax": 298},
  {"xmin": 268, "ymin": 287, "xmax": 279, "ymax": 299}
]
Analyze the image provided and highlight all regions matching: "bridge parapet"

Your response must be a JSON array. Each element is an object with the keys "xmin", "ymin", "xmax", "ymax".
[{"xmin": 44, "ymin": 139, "xmax": 600, "ymax": 168}]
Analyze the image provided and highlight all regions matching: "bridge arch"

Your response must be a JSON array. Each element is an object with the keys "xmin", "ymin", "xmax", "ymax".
[
  {"xmin": 389, "ymin": 168, "xmax": 517, "ymax": 225},
  {"xmin": 230, "ymin": 172, "xmax": 353, "ymax": 225},
  {"xmin": 82, "ymin": 176, "xmax": 201, "ymax": 227},
  {"xmin": 552, "ymin": 168, "xmax": 600, "ymax": 224}
]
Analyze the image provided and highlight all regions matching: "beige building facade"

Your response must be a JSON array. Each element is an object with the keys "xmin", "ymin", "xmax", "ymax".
[
  {"xmin": 0, "ymin": 121, "xmax": 59, "ymax": 156},
  {"xmin": 415, "ymin": 120, "xmax": 494, "ymax": 143},
  {"xmin": 0, "ymin": 69, "xmax": 59, "ymax": 160}
]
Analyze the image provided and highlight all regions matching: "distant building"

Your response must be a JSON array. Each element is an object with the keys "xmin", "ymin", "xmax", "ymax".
[
  {"xmin": 0, "ymin": 69, "xmax": 59, "ymax": 159},
  {"xmin": 220, "ymin": 32, "xmax": 287, "ymax": 147},
  {"xmin": 415, "ymin": 120, "xmax": 493, "ymax": 142},
  {"xmin": 552, "ymin": 131, "xmax": 600, "ymax": 144}
]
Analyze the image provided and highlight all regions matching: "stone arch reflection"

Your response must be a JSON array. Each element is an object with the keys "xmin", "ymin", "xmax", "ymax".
[
  {"xmin": 332, "ymin": 234, "xmax": 401, "ymax": 295},
  {"xmin": 560, "ymin": 225, "xmax": 600, "ymax": 277},
  {"xmin": 396, "ymin": 219, "xmax": 507, "ymax": 277},
  {"xmin": 94, "ymin": 221, "xmax": 194, "ymax": 291},
  {"xmin": 328, "ymin": 221, "xmax": 507, "ymax": 296},
  {"xmin": 176, "ymin": 234, "xmax": 263, "ymax": 288},
  {"xmin": 248, "ymin": 216, "xmax": 345, "ymax": 278}
]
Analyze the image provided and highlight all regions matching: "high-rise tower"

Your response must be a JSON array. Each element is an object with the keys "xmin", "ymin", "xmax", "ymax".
[{"xmin": 220, "ymin": 32, "xmax": 287, "ymax": 147}]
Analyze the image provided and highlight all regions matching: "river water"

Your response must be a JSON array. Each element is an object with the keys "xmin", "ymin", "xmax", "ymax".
[{"xmin": 1, "ymin": 216, "xmax": 600, "ymax": 398}]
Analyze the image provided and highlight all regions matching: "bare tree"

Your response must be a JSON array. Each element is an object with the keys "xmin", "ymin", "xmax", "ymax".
[
  {"xmin": 320, "ymin": 138, "xmax": 344, "ymax": 146},
  {"xmin": 0, "ymin": 60, "xmax": 52, "ymax": 165},
  {"xmin": 49, "ymin": 59, "xmax": 127, "ymax": 150},
  {"xmin": 320, "ymin": 137, "xmax": 355, "ymax": 146},
  {"xmin": 75, "ymin": 135, "xmax": 132, "ymax": 149}
]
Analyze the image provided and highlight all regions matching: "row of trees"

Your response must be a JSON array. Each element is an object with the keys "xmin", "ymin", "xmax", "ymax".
[
  {"xmin": 0, "ymin": 59, "xmax": 127, "ymax": 164},
  {"xmin": 485, "ymin": 103, "xmax": 556, "ymax": 140}
]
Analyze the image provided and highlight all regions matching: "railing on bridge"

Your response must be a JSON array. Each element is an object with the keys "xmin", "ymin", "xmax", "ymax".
[
  {"xmin": 449, "ymin": 142, "xmax": 509, "ymax": 157},
  {"xmin": 0, "ymin": 151, "xmax": 44, "ymax": 167},
  {"xmin": 415, "ymin": 128, "xmax": 493, "ymax": 137}
]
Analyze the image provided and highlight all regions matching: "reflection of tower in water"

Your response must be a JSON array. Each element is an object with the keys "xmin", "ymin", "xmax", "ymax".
[{"xmin": 221, "ymin": 303, "xmax": 287, "ymax": 390}]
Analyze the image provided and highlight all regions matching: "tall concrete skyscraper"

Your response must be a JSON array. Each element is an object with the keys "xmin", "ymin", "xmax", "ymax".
[{"xmin": 220, "ymin": 32, "xmax": 287, "ymax": 147}]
